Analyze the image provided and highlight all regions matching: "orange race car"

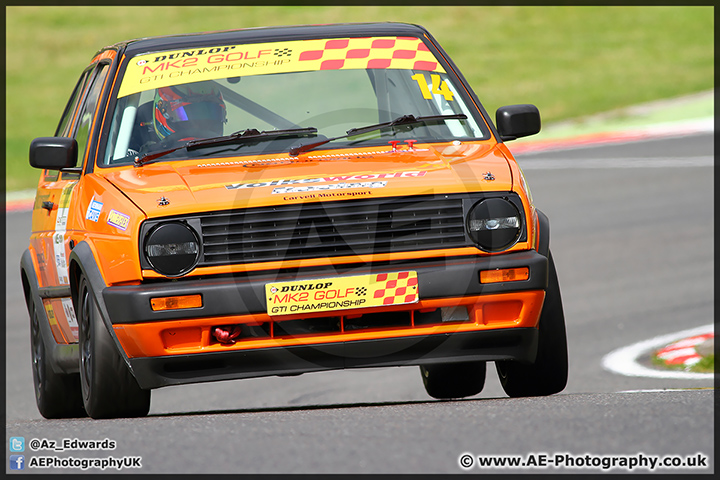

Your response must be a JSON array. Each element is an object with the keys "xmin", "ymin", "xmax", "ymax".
[{"xmin": 21, "ymin": 23, "xmax": 567, "ymax": 419}]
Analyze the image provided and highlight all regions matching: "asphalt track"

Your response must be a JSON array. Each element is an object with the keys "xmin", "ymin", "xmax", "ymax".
[{"xmin": 4, "ymin": 133, "xmax": 714, "ymax": 474}]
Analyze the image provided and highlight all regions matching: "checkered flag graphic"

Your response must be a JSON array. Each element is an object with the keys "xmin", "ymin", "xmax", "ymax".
[
  {"xmin": 274, "ymin": 48, "xmax": 293, "ymax": 57},
  {"xmin": 355, "ymin": 286, "xmax": 367, "ymax": 296}
]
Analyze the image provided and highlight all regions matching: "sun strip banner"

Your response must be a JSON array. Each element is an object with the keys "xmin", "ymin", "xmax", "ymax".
[
  {"xmin": 266, "ymin": 271, "xmax": 419, "ymax": 316},
  {"xmin": 119, "ymin": 36, "xmax": 445, "ymax": 98}
]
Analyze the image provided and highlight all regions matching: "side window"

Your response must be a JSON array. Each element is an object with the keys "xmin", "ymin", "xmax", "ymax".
[
  {"xmin": 56, "ymin": 70, "xmax": 91, "ymax": 138},
  {"xmin": 42, "ymin": 169, "xmax": 59, "ymax": 182},
  {"xmin": 74, "ymin": 63, "xmax": 110, "ymax": 165}
]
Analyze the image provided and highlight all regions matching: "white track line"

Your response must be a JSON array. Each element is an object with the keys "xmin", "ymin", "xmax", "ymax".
[
  {"xmin": 601, "ymin": 324, "xmax": 715, "ymax": 379},
  {"xmin": 520, "ymin": 156, "xmax": 714, "ymax": 169},
  {"xmin": 617, "ymin": 388, "xmax": 714, "ymax": 393}
]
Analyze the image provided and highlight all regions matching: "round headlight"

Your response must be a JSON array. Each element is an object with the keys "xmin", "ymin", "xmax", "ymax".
[
  {"xmin": 144, "ymin": 222, "xmax": 200, "ymax": 276},
  {"xmin": 467, "ymin": 198, "xmax": 522, "ymax": 251}
]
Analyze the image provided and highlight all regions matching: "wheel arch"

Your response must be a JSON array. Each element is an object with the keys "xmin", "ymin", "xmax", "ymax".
[
  {"xmin": 20, "ymin": 248, "xmax": 80, "ymax": 374},
  {"xmin": 20, "ymin": 264, "xmax": 34, "ymax": 317},
  {"xmin": 536, "ymin": 208, "xmax": 550, "ymax": 259},
  {"xmin": 69, "ymin": 254, "xmax": 83, "ymax": 313},
  {"xmin": 20, "ymin": 248, "xmax": 44, "ymax": 318},
  {"xmin": 68, "ymin": 241, "xmax": 106, "ymax": 313},
  {"xmin": 68, "ymin": 241, "xmax": 137, "ymax": 372}
]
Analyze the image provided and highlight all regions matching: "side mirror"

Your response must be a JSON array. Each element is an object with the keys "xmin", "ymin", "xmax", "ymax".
[
  {"xmin": 29, "ymin": 137, "xmax": 78, "ymax": 170},
  {"xmin": 496, "ymin": 104, "xmax": 541, "ymax": 141}
]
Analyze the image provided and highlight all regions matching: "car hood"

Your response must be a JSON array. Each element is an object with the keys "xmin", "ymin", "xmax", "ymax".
[{"xmin": 100, "ymin": 142, "xmax": 513, "ymax": 218}]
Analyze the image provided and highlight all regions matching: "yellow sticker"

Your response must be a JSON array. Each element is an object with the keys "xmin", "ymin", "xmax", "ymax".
[
  {"xmin": 57, "ymin": 181, "xmax": 77, "ymax": 209},
  {"xmin": 119, "ymin": 37, "xmax": 445, "ymax": 98},
  {"xmin": 43, "ymin": 300, "xmax": 57, "ymax": 326},
  {"xmin": 106, "ymin": 209, "xmax": 130, "ymax": 231},
  {"xmin": 266, "ymin": 271, "xmax": 419, "ymax": 316},
  {"xmin": 411, "ymin": 73, "xmax": 454, "ymax": 101}
]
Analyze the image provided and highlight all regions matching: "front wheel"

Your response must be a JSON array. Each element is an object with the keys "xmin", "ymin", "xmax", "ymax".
[
  {"xmin": 77, "ymin": 275, "xmax": 150, "ymax": 418},
  {"xmin": 420, "ymin": 361, "xmax": 487, "ymax": 399},
  {"xmin": 496, "ymin": 251, "xmax": 568, "ymax": 397}
]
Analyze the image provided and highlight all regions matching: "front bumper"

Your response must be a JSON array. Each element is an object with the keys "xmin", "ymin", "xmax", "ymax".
[
  {"xmin": 129, "ymin": 328, "xmax": 539, "ymax": 389},
  {"xmin": 103, "ymin": 250, "xmax": 549, "ymax": 389},
  {"xmin": 105, "ymin": 250, "xmax": 548, "ymax": 322}
]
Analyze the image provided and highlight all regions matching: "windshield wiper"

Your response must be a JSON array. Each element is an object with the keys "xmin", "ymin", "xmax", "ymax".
[
  {"xmin": 134, "ymin": 127, "xmax": 318, "ymax": 166},
  {"xmin": 288, "ymin": 114, "xmax": 467, "ymax": 157}
]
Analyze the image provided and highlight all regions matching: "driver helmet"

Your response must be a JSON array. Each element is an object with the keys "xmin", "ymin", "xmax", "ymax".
[{"xmin": 153, "ymin": 81, "xmax": 226, "ymax": 140}]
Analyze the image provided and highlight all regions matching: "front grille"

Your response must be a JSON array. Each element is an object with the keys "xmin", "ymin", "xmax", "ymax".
[
  {"xmin": 197, "ymin": 195, "xmax": 468, "ymax": 266},
  {"xmin": 210, "ymin": 306, "xmax": 472, "ymax": 345}
]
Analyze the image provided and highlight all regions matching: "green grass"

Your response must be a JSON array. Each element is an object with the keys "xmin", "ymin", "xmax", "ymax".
[
  {"xmin": 5, "ymin": 6, "xmax": 713, "ymax": 191},
  {"xmin": 691, "ymin": 354, "xmax": 715, "ymax": 373},
  {"xmin": 652, "ymin": 354, "xmax": 714, "ymax": 373}
]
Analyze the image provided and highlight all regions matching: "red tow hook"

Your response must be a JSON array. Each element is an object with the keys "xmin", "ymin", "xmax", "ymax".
[{"xmin": 213, "ymin": 325, "xmax": 243, "ymax": 344}]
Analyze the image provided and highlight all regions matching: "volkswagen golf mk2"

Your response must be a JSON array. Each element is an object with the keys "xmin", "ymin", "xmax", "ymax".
[{"xmin": 22, "ymin": 23, "xmax": 568, "ymax": 419}]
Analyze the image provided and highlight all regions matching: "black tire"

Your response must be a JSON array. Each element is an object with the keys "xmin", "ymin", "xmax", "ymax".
[
  {"xmin": 28, "ymin": 298, "xmax": 86, "ymax": 419},
  {"xmin": 496, "ymin": 251, "xmax": 568, "ymax": 397},
  {"xmin": 420, "ymin": 361, "xmax": 487, "ymax": 399},
  {"xmin": 77, "ymin": 275, "xmax": 150, "ymax": 418}
]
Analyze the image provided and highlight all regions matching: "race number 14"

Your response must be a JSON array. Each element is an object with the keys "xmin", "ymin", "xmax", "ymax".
[{"xmin": 411, "ymin": 73, "xmax": 454, "ymax": 102}]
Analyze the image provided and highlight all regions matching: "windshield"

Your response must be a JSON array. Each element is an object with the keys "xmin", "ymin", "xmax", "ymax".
[{"xmin": 102, "ymin": 36, "xmax": 490, "ymax": 165}]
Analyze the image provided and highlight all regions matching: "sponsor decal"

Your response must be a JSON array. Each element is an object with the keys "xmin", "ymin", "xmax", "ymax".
[
  {"xmin": 61, "ymin": 298, "xmax": 79, "ymax": 340},
  {"xmin": 283, "ymin": 190, "xmax": 372, "ymax": 201},
  {"xmin": 118, "ymin": 37, "xmax": 444, "ymax": 98},
  {"xmin": 61, "ymin": 298, "xmax": 79, "ymax": 329},
  {"xmin": 266, "ymin": 271, "xmax": 418, "ymax": 316},
  {"xmin": 107, "ymin": 209, "xmax": 130, "ymax": 231},
  {"xmin": 43, "ymin": 300, "xmax": 57, "ymax": 326},
  {"xmin": 85, "ymin": 199, "xmax": 103, "ymax": 222},
  {"xmin": 272, "ymin": 181, "xmax": 386, "ymax": 194},
  {"xmin": 53, "ymin": 233, "xmax": 68, "ymax": 284},
  {"xmin": 42, "ymin": 299, "xmax": 79, "ymax": 342},
  {"xmin": 53, "ymin": 182, "xmax": 77, "ymax": 285},
  {"xmin": 226, "ymin": 170, "xmax": 426, "ymax": 190}
]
